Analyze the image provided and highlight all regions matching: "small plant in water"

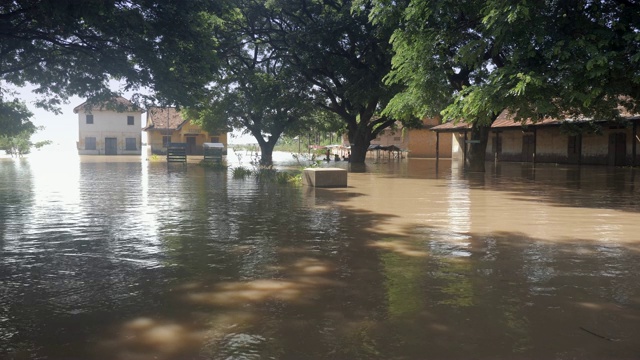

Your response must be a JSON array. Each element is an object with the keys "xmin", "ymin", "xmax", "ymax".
[
  {"xmin": 278, "ymin": 171, "xmax": 303, "ymax": 185},
  {"xmin": 254, "ymin": 166, "xmax": 278, "ymax": 182},
  {"xmin": 199, "ymin": 159, "xmax": 228, "ymax": 171},
  {"xmin": 232, "ymin": 166, "xmax": 252, "ymax": 179},
  {"xmin": 292, "ymin": 152, "xmax": 322, "ymax": 168}
]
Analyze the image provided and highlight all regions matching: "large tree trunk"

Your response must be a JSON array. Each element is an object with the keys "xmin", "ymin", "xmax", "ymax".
[
  {"xmin": 348, "ymin": 123, "xmax": 372, "ymax": 164},
  {"xmin": 258, "ymin": 142, "xmax": 275, "ymax": 166},
  {"xmin": 465, "ymin": 123, "xmax": 491, "ymax": 172},
  {"xmin": 253, "ymin": 131, "xmax": 280, "ymax": 166}
]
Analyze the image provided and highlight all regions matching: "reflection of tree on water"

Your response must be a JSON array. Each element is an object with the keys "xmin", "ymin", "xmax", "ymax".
[
  {"xmin": 3, "ymin": 160, "xmax": 640, "ymax": 359},
  {"xmin": 0, "ymin": 160, "xmax": 34, "ymax": 249},
  {"xmin": 0, "ymin": 160, "xmax": 35, "ymax": 355},
  {"xmin": 107, "ymin": 168, "xmax": 392, "ymax": 359}
]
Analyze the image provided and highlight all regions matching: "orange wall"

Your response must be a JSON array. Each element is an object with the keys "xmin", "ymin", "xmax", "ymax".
[
  {"xmin": 146, "ymin": 120, "xmax": 227, "ymax": 155},
  {"xmin": 407, "ymin": 117, "xmax": 453, "ymax": 158}
]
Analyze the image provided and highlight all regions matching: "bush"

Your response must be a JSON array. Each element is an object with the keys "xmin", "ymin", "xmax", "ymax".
[{"xmin": 232, "ymin": 166, "xmax": 253, "ymax": 179}]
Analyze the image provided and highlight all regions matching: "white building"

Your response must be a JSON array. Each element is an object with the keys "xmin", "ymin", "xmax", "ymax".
[{"xmin": 74, "ymin": 97, "xmax": 143, "ymax": 155}]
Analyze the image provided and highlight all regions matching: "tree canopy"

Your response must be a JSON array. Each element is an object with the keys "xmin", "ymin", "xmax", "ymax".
[
  {"xmin": 186, "ymin": 53, "xmax": 314, "ymax": 165},
  {"xmin": 211, "ymin": 0, "xmax": 417, "ymax": 164},
  {"xmin": 370, "ymin": 0, "xmax": 640, "ymax": 170},
  {"xmin": 0, "ymin": 98, "xmax": 35, "ymax": 137},
  {"xmin": 1, "ymin": 0, "xmax": 223, "ymax": 110},
  {"xmin": 184, "ymin": 1, "xmax": 317, "ymax": 166}
]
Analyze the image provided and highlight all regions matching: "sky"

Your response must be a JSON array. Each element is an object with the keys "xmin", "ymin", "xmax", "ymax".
[{"xmin": 9, "ymin": 83, "xmax": 257, "ymax": 148}]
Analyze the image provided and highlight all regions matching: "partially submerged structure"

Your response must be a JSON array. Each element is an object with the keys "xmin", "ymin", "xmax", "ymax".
[
  {"xmin": 406, "ymin": 117, "xmax": 453, "ymax": 158},
  {"xmin": 74, "ymin": 97, "xmax": 143, "ymax": 155},
  {"xmin": 432, "ymin": 111, "xmax": 640, "ymax": 166},
  {"xmin": 144, "ymin": 107, "xmax": 227, "ymax": 156}
]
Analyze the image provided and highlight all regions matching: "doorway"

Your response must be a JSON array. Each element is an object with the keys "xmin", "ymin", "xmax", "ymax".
[
  {"xmin": 186, "ymin": 136, "xmax": 197, "ymax": 155},
  {"xmin": 105, "ymin": 137, "xmax": 117, "ymax": 155},
  {"xmin": 567, "ymin": 135, "xmax": 582, "ymax": 164},
  {"xmin": 521, "ymin": 133, "xmax": 535, "ymax": 162}
]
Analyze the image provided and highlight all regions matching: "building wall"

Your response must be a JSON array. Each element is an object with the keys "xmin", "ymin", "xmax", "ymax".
[
  {"xmin": 452, "ymin": 133, "xmax": 464, "ymax": 161},
  {"xmin": 447, "ymin": 121, "xmax": 640, "ymax": 166},
  {"xmin": 488, "ymin": 125, "xmax": 638, "ymax": 165},
  {"xmin": 535, "ymin": 128, "xmax": 568, "ymax": 163},
  {"xmin": 497, "ymin": 130, "xmax": 521, "ymax": 161},
  {"xmin": 406, "ymin": 117, "xmax": 453, "ymax": 158},
  {"xmin": 407, "ymin": 129, "xmax": 453, "ymax": 158},
  {"xmin": 77, "ymin": 109, "xmax": 142, "ymax": 155}
]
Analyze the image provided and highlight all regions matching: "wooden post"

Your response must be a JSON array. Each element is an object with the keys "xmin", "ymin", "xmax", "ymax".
[
  {"xmin": 463, "ymin": 131, "xmax": 468, "ymax": 166},
  {"xmin": 494, "ymin": 132, "xmax": 499, "ymax": 164},
  {"xmin": 633, "ymin": 121, "xmax": 637, "ymax": 167},
  {"xmin": 532, "ymin": 128, "xmax": 537, "ymax": 165},
  {"xmin": 436, "ymin": 131, "xmax": 440, "ymax": 161}
]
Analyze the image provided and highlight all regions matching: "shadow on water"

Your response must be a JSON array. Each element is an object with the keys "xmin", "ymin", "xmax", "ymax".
[{"xmin": 0, "ymin": 157, "xmax": 639, "ymax": 359}]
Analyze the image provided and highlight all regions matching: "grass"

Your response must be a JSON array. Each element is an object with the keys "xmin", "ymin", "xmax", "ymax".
[{"xmin": 231, "ymin": 164, "xmax": 302, "ymax": 185}]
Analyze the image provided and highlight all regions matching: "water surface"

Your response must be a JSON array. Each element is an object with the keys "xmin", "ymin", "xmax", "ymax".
[{"xmin": 1, "ymin": 150, "xmax": 639, "ymax": 359}]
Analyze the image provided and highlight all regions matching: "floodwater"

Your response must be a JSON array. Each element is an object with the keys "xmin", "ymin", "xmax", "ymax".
[{"xmin": 1, "ymin": 148, "xmax": 640, "ymax": 359}]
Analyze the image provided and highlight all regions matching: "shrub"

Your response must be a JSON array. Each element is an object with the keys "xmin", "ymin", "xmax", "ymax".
[{"xmin": 232, "ymin": 166, "xmax": 252, "ymax": 179}]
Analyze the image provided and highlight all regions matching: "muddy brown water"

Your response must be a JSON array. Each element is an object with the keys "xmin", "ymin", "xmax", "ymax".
[{"xmin": 1, "ymin": 151, "xmax": 639, "ymax": 359}]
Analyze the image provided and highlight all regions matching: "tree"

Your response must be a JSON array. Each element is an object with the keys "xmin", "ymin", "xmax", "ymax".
[
  {"xmin": 370, "ymin": 0, "xmax": 640, "ymax": 171},
  {"xmin": 1, "ymin": 0, "xmax": 223, "ymax": 110},
  {"xmin": 237, "ymin": 0, "xmax": 416, "ymax": 164},
  {"xmin": 0, "ymin": 101, "xmax": 51, "ymax": 156},
  {"xmin": 186, "ymin": 48, "xmax": 314, "ymax": 166},
  {"xmin": 0, "ymin": 129, "xmax": 52, "ymax": 157},
  {"xmin": 0, "ymin": 98, "xmax": 35, "ymax": 137}
]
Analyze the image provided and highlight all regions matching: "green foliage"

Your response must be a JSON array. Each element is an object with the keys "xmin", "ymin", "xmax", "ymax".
[
  {"xmin": 1, "ymin": 0, "xmax": 223, "ymax": 109},
  {"xmin": 368, "ymin": 0, "xmax": 640, "ymax": 171},
  {"xmin": 186, "ymin": 4, "xmax": 316, "ymax": 165},
  {"xmin": 0, "ymin": 98, "xmax": 35, "ymax": 137},
  {"xmin": 215, "ymin": 0, "xmax": 410, "ymax": 163},
  {"xmin": 253, "ymin": 167, "xmax": 278, "ymax": 182},
  {"xmin": 231, "ymin": 164, "xmax": 302, "ymax": 186},
  {"xmin": 232, "ymin": 166, "xmax": 253, "ymax": 179},
  {"xmin": 373, "ymin": 0, "xmax": 640, "ymax": 124},
  {"xmin": 0, "ymin": 126, "xmax": 50, "ymax": 157}
]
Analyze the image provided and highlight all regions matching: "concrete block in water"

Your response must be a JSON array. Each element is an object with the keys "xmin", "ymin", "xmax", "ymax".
[{"xmin": 303, "ymin": 168, "xmax": 347, "ymax": 188}]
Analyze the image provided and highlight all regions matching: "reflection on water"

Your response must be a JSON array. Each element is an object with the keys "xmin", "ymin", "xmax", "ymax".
[{"xmin": 1, "ymin": 151, "xmax": 640, "ymax": 359}]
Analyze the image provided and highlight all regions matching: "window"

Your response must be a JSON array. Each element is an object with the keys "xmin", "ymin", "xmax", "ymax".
[
  {"xmin": 86, "ymin": 114, "xmax": 94, "ymax": 124},
  {"xmin": 85, "ymin": 137, "xmax": 96, "ymax": 150},
  {"xmin": 210, "ymin": 136, "xmax": 219, "ymax": 143},
  {"xmin": 162, "ymin": 136, "xmax": 171, "ymax": 147},
  {"xmin": 125, "ymin": 138, "xmax": 137, "ymax": 150},
  {"xmin": 127, "ymin": 116, "xmax": 134, "ymax": 125}
]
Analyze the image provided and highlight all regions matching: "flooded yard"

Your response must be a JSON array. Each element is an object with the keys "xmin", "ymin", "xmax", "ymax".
[{"xmin": 1, "ymin": 150, "xmax": 640, "ymax": 359}]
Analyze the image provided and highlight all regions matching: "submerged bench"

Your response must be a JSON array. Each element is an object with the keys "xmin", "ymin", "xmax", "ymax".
[{"xmin": 303, "ymin": 168, "xmax": 347, "ymax": 188}]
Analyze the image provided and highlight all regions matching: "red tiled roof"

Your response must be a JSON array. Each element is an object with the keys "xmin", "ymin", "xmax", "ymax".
[
  {"xmin": 73, "ymin": 96, "xmax": 139, "ymax": 113},
  {"xmin": 144, "ymin": 107, "xmax": 186, "ymax": 131},
  {"xmin": 491, "ymin": 111, "xmax": 563, "ymax": 128},
  {"xmin": 432, "ymin": 109, "xmax": 639, "ymax": 132}
]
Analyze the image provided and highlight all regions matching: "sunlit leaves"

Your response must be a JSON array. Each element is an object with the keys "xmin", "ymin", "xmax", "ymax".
[
  {"xmin": 0, "ymin": 99, "xmax": 35, "ymax": 137},
  {"xmin": 376, "ymin": 0, "xmax": 640, "ymax": 126},
  {"xmin": 0, "ymin": 0, "xmax": 222, "ymax": 109}
]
